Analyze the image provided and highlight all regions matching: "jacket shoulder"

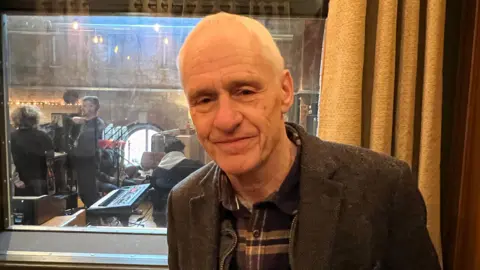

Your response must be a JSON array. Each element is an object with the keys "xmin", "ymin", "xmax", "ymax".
[
  {"xmin": 322, "ymin": 140, "xmax": 408, "ymax": 171},
  {"xmin": 290, "ymin": 123, "xmax": 409, "ymax": 176},
  {"xmin": 304, "ymin": 135, "xmax": 411, "ymax": 188}
]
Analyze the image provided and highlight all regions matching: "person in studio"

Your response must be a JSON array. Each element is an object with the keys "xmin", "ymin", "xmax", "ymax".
[
  {"xmin": 167, "ymin": 12, "xmax": 440, "ymax": 270},
  {"xmin": 71, "ymin": 96, "xmax": 105, "ymax": 207},
  {"xmin": 10, "ymin": 105, "xmax": 54, "ymax": 196},
  {"xmin": 151, "ymin": 138, "xmax": 203, "ymax": 226}
]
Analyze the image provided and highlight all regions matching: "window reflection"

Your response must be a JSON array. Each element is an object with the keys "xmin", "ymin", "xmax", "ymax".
[{"xmin": 3, "ymin": 15, "xmax": 324, "ymax": 230}]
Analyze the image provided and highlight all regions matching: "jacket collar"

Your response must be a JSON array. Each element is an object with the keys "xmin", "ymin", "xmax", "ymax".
[
  {"xmin": 292, "ymin": 123, "xmax": 345, "ymax": 270},
  {"xmin": 188, "ymin": 123, "xmax": 345, "ymax": 270},
  {"xmin": 188, "ymin": 165, "xmax": 222, "ymax": 270}
]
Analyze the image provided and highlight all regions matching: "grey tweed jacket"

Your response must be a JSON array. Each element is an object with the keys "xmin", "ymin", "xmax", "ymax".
[{"xmin": 167, "ymin": 123, "xmax": 440, "ymax": 270}]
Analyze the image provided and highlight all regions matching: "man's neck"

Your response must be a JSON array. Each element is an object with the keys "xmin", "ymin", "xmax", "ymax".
[{"xmin": 227, "ymin": 133, "xmax": 297, "ymax": 205}]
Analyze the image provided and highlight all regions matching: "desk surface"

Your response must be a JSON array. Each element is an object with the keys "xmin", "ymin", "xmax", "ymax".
[
  {"xmin": 128, "ymin": 201, "xmax": 158, "ymax": 228},
  {"xmin": 42, "ymin": 209, "xmax": 86, "ymax": 227}
]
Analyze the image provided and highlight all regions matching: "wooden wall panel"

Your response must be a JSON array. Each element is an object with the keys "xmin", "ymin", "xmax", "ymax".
[{"xmin": 445, "ymin": 0, "xmax": 480, "ymax": 269}]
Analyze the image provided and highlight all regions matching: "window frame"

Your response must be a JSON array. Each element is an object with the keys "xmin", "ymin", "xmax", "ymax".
[{"xmin": 0, "ymin": 14, "xmax": 170, "ymax": 268}]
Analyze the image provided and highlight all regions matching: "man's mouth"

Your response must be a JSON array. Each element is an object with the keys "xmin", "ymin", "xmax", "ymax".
[
  {"xmin": 213, "ymin": 136, "xmax": 256, "ymax": 153},
  {"xmin": 215, "ymin": 137, "xmax": 253, "ymax": 144}
]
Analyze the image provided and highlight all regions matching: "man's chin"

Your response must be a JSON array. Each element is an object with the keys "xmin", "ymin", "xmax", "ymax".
[{"xmin": 215, "ymin": 157, "xmax": 258, "ymax": 176}]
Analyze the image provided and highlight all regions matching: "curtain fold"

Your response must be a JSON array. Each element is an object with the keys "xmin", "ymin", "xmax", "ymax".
[
  {"xmin": 369, "ymin": 0, "xmax": 397, "ymax": 154},
  {"xmin": 417, "ymin": 0, "xmax": 445, "ymax": 263},
  {"xmin": 394, "ymin": 0, "xmax": 420, "ymax": 166},
  {"xmin": 319, "ymin": 0, "xmax": 445, "ymax": 264},
  {"xmin": 318, "ymin": 0, "xmax": 367, "ymax": 146}
]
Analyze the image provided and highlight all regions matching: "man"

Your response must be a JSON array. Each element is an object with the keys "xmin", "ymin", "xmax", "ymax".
[
  {"xmin": 72, "ymin": 96, "xmax": 106, "ymax": 207},
  {"xmin": 151, "ymin": 139, "xmax": 203, "ymax": 226},
  {"xmin": 167, "ymin": 12, "xmax": 440, "ymax": 270}
]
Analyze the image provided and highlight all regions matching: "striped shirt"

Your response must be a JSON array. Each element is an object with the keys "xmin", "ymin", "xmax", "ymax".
[{"xmin": 219, "ymin": 127, "xmax": 301, "ymax": 270}]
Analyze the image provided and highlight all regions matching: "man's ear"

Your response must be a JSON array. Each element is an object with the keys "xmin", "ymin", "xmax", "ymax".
[{"xmin": 280, "ymin": 70, "xmax": 294, "ymax": 113}]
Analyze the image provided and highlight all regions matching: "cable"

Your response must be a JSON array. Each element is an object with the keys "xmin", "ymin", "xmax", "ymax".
[
  {"xmin": 135, "ymin": 204, "xmax": 153, "ymax": 222},
  {"xmin": 128, "ymin": 203, "xmax": 154, "ymax": 227}
]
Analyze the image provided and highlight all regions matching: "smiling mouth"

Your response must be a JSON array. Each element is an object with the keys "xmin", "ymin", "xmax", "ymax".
[
  {"xmin": 213, "ymin": 137, "xmax": 255, "ymax": 152},
  {"xmin": 215, "ymin": 137, "xmax": 252, "ymax": 144}
]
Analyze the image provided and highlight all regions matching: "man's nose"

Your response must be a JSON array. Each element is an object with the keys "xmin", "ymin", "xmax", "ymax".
[{"xmin": 212, "ymin": 96, "xmax": 242, "ymax": 133}]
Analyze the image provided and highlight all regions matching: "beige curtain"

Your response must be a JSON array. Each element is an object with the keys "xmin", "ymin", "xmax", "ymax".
[{"xmin": 318, "ymin": 0, "xmax": 445, "ymax": 264}]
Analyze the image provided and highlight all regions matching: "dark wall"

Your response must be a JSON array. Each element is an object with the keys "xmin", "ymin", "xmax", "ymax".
[
  {"xmin": 441, "ymin": 0, "xmax": 477, "ymax": 269},
  {"xmin": 0, "ymin": 0, "xmax": 327, "ymax": 17}
]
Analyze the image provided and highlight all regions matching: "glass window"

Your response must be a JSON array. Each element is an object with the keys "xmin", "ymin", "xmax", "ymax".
[{"xmin": 2, "ymin": 14, "xmax": 325, "ymax": 233}]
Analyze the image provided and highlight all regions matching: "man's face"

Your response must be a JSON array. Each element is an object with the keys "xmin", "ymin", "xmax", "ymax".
[
  {"xmin": 81, "ymin": 100, "xmax": 97, "ymax": 117},
  {"xmin": 181, "ymin": 34, "xmax": 294, "ymax": 175}
]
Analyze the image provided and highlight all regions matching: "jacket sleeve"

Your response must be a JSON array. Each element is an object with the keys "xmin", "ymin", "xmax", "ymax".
[
  {"xmin": 167, "ymin": 191, "xmax": 180, "ymax": 270},
  {"xmin": 385, "ymin": 162, "xmax": 441, "ymax": 270}
]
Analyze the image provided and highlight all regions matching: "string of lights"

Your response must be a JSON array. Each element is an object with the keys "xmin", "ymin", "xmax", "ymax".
[
  {"xmin": 7, "ymin": 101, "xmax": 183, "ymax": 110},
  {"xmin": 8, "ymin": 101, "xmax": 79, "ymax": 107}
]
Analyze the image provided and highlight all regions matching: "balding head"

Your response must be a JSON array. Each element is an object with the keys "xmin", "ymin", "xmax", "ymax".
[
  {"xmin": 178, "ymin": 12, "xmax": 284, "ymax": 83},
  {"xmin": 177, "ymin": 12, "xmax": 295, "ymax": 176}
]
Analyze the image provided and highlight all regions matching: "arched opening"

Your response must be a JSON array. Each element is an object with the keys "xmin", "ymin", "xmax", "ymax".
[{"xmin": 123, "ymin": 124, "xmax": 161, "ymax": 166}]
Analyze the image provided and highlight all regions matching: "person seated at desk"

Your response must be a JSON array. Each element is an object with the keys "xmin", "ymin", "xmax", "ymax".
[
  {"xmin": 96, "ymin": 148, "xmax": 118, "ymax": 194},
  {"xmin": 10, "ymin": 105, "xmax": 54, "ymax": 196},
  {"xmin": 151, "ymin": 139, "xmax": 203, "ymax": 226}
]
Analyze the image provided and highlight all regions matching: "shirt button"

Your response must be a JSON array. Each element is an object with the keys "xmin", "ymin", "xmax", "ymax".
[{"xmin": 253, "ymin": 230, "xmax": 260, "ymax": 238}]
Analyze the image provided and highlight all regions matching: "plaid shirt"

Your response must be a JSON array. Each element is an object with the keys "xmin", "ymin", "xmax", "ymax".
[{"xmin": 219, "ymin": 127, "xmax": 301, "ymax": 270}]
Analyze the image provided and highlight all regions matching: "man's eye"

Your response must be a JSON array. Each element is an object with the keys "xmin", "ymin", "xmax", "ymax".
[
  {"xmin": 238, "ymin": 89, "xmax": 255, "ymax": 95},
  {"xmin": 197, "ymin": 97, "xmax": 212, "ymax": 104}
]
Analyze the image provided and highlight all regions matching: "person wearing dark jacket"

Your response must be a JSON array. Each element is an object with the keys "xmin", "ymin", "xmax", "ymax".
[
  {"xmin": 96, "ymin": 148, "xmax": 118, "ymax": 194},
  {"xmin": 167, "ymin": 13, "xmax": 440, "ymax": 270},
  {"xmin": 151, "ymin": 139, "xmax": 202, "ymax": 226},
  {"xmin": 71, "ymin": 96, "xmax": 105, "ymax": 207},
  {"xmin": 10, "ymin": 105, "xmax": 54, "ymax": 196}
]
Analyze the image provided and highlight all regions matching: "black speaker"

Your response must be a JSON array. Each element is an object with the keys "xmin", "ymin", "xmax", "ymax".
[{"xmin": 11, "ymin": 195, "xmax": 66, "ymax": 225}]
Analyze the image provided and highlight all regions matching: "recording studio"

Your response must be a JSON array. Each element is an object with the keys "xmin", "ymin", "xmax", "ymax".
[
  {"xmin": 4, "ymin": 15, "xmax": 323, "ymax": 230},
  {"xmin": 9, "ymin": 91, "xmax": 209, "ymax": 228}
]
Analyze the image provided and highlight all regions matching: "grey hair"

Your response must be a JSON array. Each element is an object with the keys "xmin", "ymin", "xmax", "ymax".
[{"xmin": 11, "ymin": 105, "xmax": 42, "ymax": 129}]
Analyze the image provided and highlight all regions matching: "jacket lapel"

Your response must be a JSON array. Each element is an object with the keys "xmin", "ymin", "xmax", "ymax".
[
  {"xmin": 292, "ymin": 124, "xmax": 346, "ymax": 270},
  {"xmin": 189, "ymin": 167, "xmax": 221, "ymax": 270}
]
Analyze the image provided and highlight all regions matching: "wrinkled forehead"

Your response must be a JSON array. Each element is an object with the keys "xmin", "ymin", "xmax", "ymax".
[
  {"xmin": 190, "ymin": 45, "xmax": 270, "ymax": 73},
  {"xmin": 181, "ymin": 33, "xmax": 276, "ymax": 81}
]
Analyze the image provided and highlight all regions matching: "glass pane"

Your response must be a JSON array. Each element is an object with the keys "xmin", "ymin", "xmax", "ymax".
[{"xmin": 3, "ymin": 14, "xmax": 324, "ymax": 231}]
